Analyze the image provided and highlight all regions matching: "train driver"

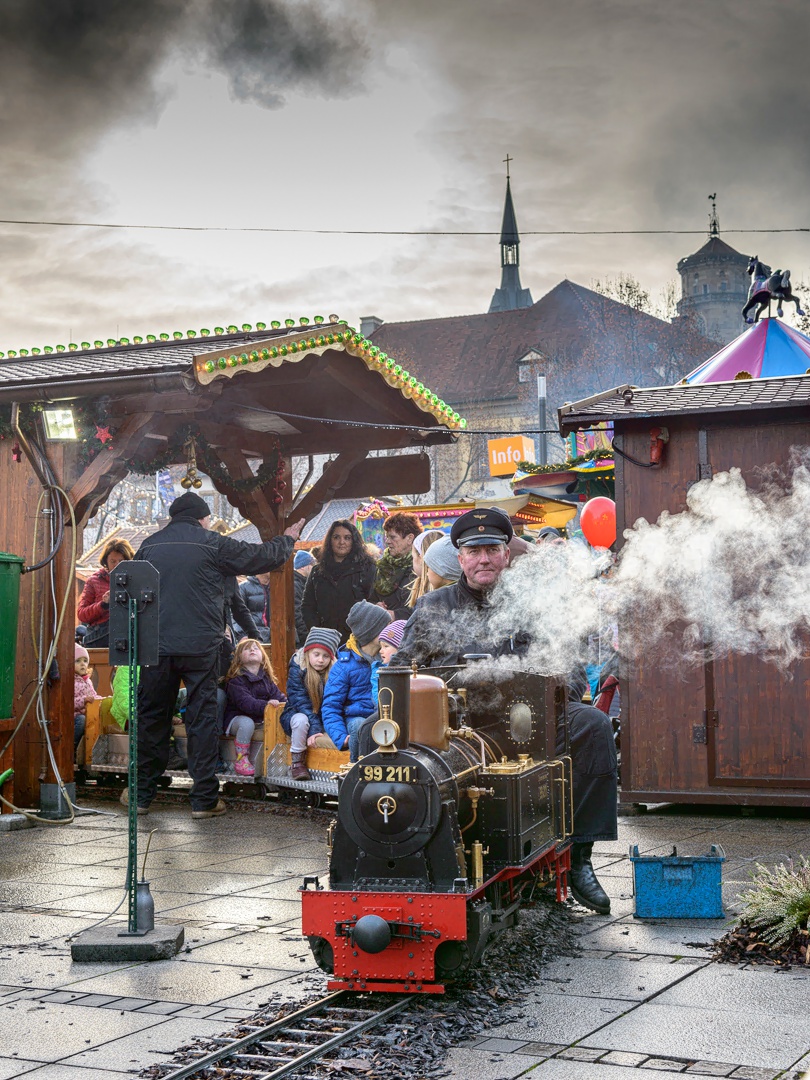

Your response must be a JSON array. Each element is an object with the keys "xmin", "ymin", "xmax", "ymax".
[{"xmin": 387, "ymin": 506, "xmax": 617, "ymax": 916}]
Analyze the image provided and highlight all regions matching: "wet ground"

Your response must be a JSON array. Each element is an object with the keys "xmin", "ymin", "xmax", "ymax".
[{"xmin": 0, "ymin": 792, "xmax": 808, "ymax": 1079}]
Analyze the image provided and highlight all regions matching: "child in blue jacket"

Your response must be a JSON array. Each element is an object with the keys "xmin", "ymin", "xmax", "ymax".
[
  {"xmin": 280, "ymin": 627, "xmax": 341, "ymax": 780},
  {"xmin": 224, "ymin": 639, "xmax": 286, "ymax": 776},
  {"xmin": 321, "ymin": 601, "xmax": 391, "ymax": 761}
]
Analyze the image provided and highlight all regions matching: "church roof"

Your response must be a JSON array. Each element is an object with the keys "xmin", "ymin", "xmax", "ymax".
[
  {"xmin": 371, "ymin": 280, "xmax": 718, "ymax": 406},
  {"xmin": 680, "ymin": 236, "xmax": 748, "ymax": 263}
]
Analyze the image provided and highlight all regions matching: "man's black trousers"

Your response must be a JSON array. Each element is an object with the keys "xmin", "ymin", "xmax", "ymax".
[
  {"xmin": 137, "ymin": 651, "xmax": 220, "ymax": 811},
  {"xmin": 557, "ymin": 701, "xmax": 618, "ymax": 843}
]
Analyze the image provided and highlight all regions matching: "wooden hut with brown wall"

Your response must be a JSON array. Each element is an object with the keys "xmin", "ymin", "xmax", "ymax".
[
  {"xmin": 0, "ymin": 322, "xmax": 458, "ymax": 815},
  {"xmin": 559, "ymin": 375, "xmax": 810, "ymax": 807}
]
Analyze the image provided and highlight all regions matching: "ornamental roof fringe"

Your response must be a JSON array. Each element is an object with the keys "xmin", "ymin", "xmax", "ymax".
[{"xmin": 193, "ymin": 325, "xmax": 465, "ymax": 432}]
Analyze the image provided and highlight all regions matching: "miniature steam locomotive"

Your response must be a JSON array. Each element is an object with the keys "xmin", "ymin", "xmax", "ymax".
[{"xmin": 301, "ymin": 664, "xmax": 573, "ymax": 994}]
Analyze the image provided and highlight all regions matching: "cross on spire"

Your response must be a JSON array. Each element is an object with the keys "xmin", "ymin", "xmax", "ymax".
[{"xmin": 503, "ymin": 154, "xmax": 512, "ymax": 180}]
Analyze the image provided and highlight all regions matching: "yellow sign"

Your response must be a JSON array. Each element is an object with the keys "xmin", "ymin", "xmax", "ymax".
[{"xmin": 487, "ymin": 435, "xmax": 536, "ymax": 477}]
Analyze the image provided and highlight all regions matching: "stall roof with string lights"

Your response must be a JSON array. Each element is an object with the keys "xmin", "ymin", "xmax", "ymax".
[{"xmin": 0, "ymin": 315, "xmax": 460, "ymax": 812}]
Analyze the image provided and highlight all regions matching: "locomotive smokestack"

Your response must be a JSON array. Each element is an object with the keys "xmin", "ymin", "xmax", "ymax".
[{"xmin": 378, "ymin": 667, "xmax": 411, "ymax": 749}]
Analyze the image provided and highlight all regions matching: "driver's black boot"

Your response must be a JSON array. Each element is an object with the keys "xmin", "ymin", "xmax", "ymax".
[{"xmin": 569, "ymin": 842, "xmax": 611, "ymax": 914}]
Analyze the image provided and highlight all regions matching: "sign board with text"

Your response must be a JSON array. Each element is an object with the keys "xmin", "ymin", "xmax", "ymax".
[{"xmin": 487, "ymin": 435, "xmax": 536, "ymax": 477}]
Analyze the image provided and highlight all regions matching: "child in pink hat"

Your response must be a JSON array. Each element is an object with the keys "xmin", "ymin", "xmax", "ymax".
[{"xmin": 74, "ymin": 643, "xmax": 102, "ymax": 749}]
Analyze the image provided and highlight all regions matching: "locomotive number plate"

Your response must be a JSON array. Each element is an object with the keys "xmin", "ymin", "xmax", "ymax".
[{"xmin": 360, "ymin": 765, "xmax": 417, "ymax": 783}]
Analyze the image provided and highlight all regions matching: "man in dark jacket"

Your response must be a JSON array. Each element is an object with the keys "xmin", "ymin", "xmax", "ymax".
[
  {"xmin": 131, "ymin": 491, "xmax": 303, "ymax": 818},
  {"xmin": 390, "ymin": 507, "xmax": 618, "ymax": 916},
  {"xmin": 237, "ymin": 573, "xmax": 272, "ymax": 643}
]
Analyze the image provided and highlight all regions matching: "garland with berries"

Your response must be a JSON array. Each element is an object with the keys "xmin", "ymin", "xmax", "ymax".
[
  {"xmin": 0, "ymin": 405, "xmax": 284, "ymax": 500},
  {"xmin": 515, "ymin": 447, "xmax": 614, "ymax": 474},
  {"xmin": 128, "ymin": 424, "xmax": 285, "ymax": 500}
]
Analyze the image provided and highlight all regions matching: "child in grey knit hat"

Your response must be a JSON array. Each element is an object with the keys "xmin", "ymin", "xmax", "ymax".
[{"xmin": 321, "ymin": 601, "xmax": 392, "ymax": 761}]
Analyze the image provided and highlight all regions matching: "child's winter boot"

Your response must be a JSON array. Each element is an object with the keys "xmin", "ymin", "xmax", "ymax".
[
  {"xmin": 234, "ymin": 742, "xmax": 255, "ymax": 777},
  {"xmin": 290, "ymin": 751, "xmax": 310, "ymax": 781}
]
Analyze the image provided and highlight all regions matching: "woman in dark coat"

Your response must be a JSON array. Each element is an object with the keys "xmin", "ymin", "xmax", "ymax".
[{"xmin": 300, "ymin": 520, "xmax": 375, "ymax": 642}]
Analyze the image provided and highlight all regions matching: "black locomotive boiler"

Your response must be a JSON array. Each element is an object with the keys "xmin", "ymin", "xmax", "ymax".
[{"xmin": 301, "ymin": 664, "xmax": 573, "ymax": 994}]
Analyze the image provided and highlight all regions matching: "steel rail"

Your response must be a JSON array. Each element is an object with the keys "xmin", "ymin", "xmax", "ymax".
[{"xmin": 158, "ymin": 991, "xmax": 412, "ymax": 1080}]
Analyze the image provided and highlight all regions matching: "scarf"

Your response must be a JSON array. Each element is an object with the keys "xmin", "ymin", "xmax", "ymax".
[
  {"xmin": 374, "ymin": 550, "xmax": 413, "ymax": 597},
  {"xmin": 345, "ymin": 634, "xmax": 373, "ymax": 664}
]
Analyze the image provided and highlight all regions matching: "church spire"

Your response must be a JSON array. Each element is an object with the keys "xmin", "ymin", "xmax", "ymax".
[{"xmin": 489, "ymin": 159, "xmax": 533, "ymax": 313}]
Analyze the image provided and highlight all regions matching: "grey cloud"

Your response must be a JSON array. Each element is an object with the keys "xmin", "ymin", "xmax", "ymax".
[{"xmin": 0, "ymin": 0, "xmax": 370, "ymax": 155}]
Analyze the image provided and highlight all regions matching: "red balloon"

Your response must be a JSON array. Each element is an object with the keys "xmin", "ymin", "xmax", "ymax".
[{"xmin": 580, "ymin": 497, "xmax": 616, "ymax": 548}]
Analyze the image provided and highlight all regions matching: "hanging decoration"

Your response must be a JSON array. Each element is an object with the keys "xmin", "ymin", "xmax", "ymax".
[
  {"xmin": 180, "ymin": 436, "xmax": 204, "ymax": 490},
  {"xmin": 127, "ymin": 424, "xmax": 283, "ymax": 498}
]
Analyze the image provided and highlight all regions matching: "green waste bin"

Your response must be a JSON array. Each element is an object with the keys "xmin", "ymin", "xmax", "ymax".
[{"xmin": 0, "ymin": 553, "xmax": 24, "ymax": 719}]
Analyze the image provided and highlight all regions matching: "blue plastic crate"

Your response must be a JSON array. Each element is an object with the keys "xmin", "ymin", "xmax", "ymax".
[{"xmin": 630, "ymin": 844, "xmax": 725, "ymax": 919}]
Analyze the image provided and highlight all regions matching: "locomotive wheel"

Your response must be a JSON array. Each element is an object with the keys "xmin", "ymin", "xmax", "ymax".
[
  {"xmin": 308, "ymin": 935, "xmax": 334, "ymax": 974},
  {"xmin": 306, "ymin": 792, "xmax": 325, "ymax": 809},
  {"xmin": 222, "ymin": 781, "xmax": 241, "ymax": 797},
  {"xmin": 275, "ymin": 787, "xmax": 292, "ymax": 804},
  {"xmin": 157, "ymin": 776, "xmax": 173, "ymax": 790}
]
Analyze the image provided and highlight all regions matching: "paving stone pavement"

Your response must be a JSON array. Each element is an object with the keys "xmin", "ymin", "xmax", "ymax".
[{"xmin": 0, "ymin": 794, "xmax": 807, "ymax": 1079}]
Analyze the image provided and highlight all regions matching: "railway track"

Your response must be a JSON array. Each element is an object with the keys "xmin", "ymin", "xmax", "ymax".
[{"xmin": 157, "ymin": 991, "xmax": 413, "ymax": 1080}]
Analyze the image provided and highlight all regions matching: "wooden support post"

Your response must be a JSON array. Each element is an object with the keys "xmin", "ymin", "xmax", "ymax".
[{"xmin": 202, "ymin": 444, "xmax": 296, "ymax": 688}]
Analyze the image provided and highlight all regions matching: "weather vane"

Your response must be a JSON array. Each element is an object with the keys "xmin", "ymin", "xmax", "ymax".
[{"xmin": 708, "ymin": 193, "xmax": 718, "ymax": 237}]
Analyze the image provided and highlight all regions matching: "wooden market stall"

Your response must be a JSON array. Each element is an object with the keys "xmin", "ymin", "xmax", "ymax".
[
  {"xmin": 559, "ymin": 373, "xmax": 810, "ymax": 807},
  {"xmin": 0, "ymin": 320, "xmax": 458, "ymax": 813}
]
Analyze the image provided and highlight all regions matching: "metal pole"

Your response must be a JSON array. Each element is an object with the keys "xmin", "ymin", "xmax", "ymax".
[
  {"xmin": 537, "ymin": 375, "xmax": 548, "ymax": 465},
  {"xmin": 125, "ymin": 595, "xmax": 139, "ymax": 934}
]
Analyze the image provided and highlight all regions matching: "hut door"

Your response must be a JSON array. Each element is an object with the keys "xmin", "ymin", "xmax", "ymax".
[{"xmin": 702, "ymin": 425, "xmax": 810, "ymax": 789}]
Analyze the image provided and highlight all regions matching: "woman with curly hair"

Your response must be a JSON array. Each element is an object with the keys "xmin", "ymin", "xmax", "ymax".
[
  {"xmin": 300, "ymin": 519, "xmax": 376, "ymax": 642},
  {"xmin": 78, "ymin": 537, "xmax": 135, "ymax": 647}
]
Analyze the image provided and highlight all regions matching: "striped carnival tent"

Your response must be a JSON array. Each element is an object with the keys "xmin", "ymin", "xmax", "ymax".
[{"xmin": 683, "ymin": 318, "xmax": 810, "ymax": 384}]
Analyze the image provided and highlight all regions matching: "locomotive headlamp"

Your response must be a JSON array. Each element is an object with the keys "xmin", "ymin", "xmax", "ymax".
[
  {"xmin": 373, "ymin": 688, "xmax": 399, "ymax": 749},
  {"xmin": 371, "ymin": 717, "xmax": 399, "ymax": 749}
]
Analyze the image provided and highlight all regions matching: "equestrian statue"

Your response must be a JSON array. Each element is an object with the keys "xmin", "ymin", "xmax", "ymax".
[{"xmin": 742, "ymin": 256, "xmax": 806, "ymax": 324}]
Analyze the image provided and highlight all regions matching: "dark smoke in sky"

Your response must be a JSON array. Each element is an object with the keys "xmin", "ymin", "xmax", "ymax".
[{"xmin": 0, "ymin": 0, "xmax": 369, "ymax": 156}]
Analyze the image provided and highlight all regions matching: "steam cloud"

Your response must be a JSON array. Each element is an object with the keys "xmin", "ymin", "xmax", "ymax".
[{"xmin": 485, "ymin": 449, "xmax": 810, "ymax": 678}]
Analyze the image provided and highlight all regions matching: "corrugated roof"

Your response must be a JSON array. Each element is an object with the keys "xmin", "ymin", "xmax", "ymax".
[
  {"xmin": 559, "ymin": 374, "xmax": 810, "ymax": 430},
  {"xmin": 0, "ymin": 331, "xmax": 263, "ymax": 389}
]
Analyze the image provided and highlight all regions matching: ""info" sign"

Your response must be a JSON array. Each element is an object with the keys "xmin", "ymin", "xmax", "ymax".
[{"xmin": 487, "ymin": 435, "xmax": 536, "ymax": 477}]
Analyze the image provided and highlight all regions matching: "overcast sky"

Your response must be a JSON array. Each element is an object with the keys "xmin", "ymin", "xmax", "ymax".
[{"xmin": 0, "ymin": 0, "xmax": 807, "ymax": 352}]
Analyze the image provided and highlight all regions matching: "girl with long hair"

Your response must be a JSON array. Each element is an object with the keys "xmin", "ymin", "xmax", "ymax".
[
  {"xmin": 280, "ymin": 627, "xmax": 341, "ymax": 780},
  {"xmin": 300, "ymin": 519, "xmax": 376, "ymax": 642},
  {"xmin": 224, "ymin": 639, "xmax": 286, "ymax": 777},
  {"xmin": 406, "ymin": 528, "xmax": 445, "ymax": 607}
]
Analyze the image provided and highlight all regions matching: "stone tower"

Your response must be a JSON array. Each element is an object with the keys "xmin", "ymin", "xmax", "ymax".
[
  {"xmin": 676, "ymin": 197, "xmax": 750, "ymax": 345},
  {"xmin": 488, "ymin": 165, "xmax": 533, "ymax": 313}
]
